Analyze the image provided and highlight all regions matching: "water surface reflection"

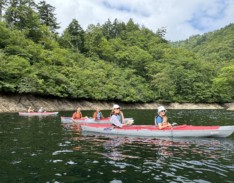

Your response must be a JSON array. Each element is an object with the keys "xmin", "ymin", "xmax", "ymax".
[
  {"xmin": 1, "ymin": 110, "xmax": 234, "ymax": 183},
  {"xmin": 68, "ymin": 130, "xmax": 234, "ymax": 182}
]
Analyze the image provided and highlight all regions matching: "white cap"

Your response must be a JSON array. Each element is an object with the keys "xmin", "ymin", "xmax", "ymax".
[
  {"xmin": 158, "ymin": 106, "xmax": 166, "ymax": 113},
  {"xmin": 113, "ymin": 104, "xmax": 120, "ymax": 109}
]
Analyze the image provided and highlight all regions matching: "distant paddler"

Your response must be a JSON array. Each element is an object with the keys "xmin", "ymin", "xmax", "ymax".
[
  {"xmin": 71, "ymin": 107, "xmax": 88, "ymax": 124},
  {"xmin": 38, "ymin": 107, "xmax": 45, "ymax": 113},
  {"xmin": 93, "ymin": 107, "xmax": 104, "ymax": 120},
  {"xmin": 28, "ymin": 106, "xmax": 34, "ymax": 113}
]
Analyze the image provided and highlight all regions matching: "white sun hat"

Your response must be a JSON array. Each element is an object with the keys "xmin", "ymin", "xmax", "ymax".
[
  {"xmin": 158, "ymin": 106, "xmax": 166, "ymax": 113},
  {"xmin": 113, "ymin": 104, "xmax": 120, "ymax": 109}
]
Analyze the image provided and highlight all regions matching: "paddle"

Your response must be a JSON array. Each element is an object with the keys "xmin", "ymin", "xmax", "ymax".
[
  {"xmin": 126, "ymin": 119, "xmax": 134, "ymax": 125},
  {"xmin": 171, "ymin": 122, "xmax": 178, "ymax": 126}
]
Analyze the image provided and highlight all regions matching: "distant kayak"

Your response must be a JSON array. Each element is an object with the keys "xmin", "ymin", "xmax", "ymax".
[
  {"xmin": 81, "ymin": 124, "xmax": 234, "ymax": 138},
  {"xmin": 61, "ymin": 116, "xmax": 134, "ymax": 124},
  {"xmin": 19, "ymin": 112, "xmax": 59, "ymax": 116}
]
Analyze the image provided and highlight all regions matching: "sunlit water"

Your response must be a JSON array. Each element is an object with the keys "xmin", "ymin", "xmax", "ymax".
[{"xmin": 0, "ymin": 110, "xmax": 233, "ymax": 182}]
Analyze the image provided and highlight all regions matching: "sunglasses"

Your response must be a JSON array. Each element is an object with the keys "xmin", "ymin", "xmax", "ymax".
[
  {"xmin": 161, "ymin": 110, "xmax": 166, "ymax": 112},
  {"xmin": 114, "ymin": 108, "xmax": 120, "ymax": 110}
]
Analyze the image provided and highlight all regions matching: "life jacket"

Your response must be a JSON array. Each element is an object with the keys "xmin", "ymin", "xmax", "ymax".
[
  {"xmin": 155, "ymin": 115, "xmax": 162, "ymax": 125},
  {"xmin": 97, "ymin": 112, "xmax": 102, "ymax": 119},
  {"xmin": 72, "ymin": 112, "xmax": 82, "ymax": 119},
  {"xmin": 94, "ymin": 111, "xmax": 103, "ymax": 119},
  {"xmin": 116, "ymin": 114, "xmax": 122, "ymax": 123}
]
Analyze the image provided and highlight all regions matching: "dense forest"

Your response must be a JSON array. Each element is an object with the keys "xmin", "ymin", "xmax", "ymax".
[{"xmin": 0, "ymin": 0, "xmax": 233, "ymax": 103}]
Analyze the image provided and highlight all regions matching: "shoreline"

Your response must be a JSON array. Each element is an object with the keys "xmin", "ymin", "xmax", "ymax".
[{"xmin": 0, "ymin": 94, "xmax": 233, "ymax": 112}]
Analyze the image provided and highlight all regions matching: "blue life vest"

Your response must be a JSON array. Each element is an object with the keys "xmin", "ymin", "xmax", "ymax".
[
  {"xmin": 116, "ymin": 114, "xmax": 122, "ymax": 123},
  {"xmin": 155, "ymin": 115, "xmax": 163, "ymax": 125},
  {"xmin": 97, "ymin": 112, "xmax": 102, "ymax": 119}
]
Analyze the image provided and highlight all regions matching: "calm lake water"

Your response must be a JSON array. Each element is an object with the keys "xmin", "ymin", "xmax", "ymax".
[{"xmin": 0, "ymin": 109, "xmax": 234, "ymax": 183}]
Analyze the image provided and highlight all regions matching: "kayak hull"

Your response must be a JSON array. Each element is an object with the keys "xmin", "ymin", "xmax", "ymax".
[
  {"xmin": 61, "ymin": 117, "xmax": 133, "ymax": 124},
  {"xmin": 61, "ymin": 117, "xmax": 111, "ymax": 124},
  {"xmin": 81, "ymin": 124, "xmax": 234, "ymax": 138},
  {"xmin": 19, "ymin": 112, "xmax": 58, "ymax": 116}
]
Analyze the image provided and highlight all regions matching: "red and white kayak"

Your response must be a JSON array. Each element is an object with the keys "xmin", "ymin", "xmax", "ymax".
[
  {"xmin": 81, "ymin": 124, "xmax": 234, "ymax": 138},
  {"xmin": 61, "ymin": 117, "xmax": 111, "ymax": 124},
  {"xmin": 61, "ymin": 116, "xmax": 134, "ymax": 124},
  {"xmin": 19, "ymin": 112, "xmax": 59, "ymax": 116}
]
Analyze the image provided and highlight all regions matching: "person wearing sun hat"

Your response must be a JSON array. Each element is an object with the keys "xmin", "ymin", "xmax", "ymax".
[
  {"xmin": 155, "ymin": 106, "xmax": 171, "ymax": 129},
  {"xmin": 110, "ymin": 104, "xmax": 133, "ymax": 128}
]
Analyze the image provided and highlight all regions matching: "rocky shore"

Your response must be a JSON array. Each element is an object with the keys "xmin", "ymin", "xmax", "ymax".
[{"xmin": 0, "ymin": 94, "xmax": 233, "ymax": 112}]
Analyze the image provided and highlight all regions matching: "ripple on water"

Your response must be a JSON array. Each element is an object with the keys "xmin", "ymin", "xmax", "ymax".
[
  {"xmin": 52, "ymin": 150, "xmax": 73, "ymax": 155},
  {"xmin": 66, "ymin": 160, "xmax": 77, "ymax": 165},
  {"xmin": 110, "ymin": 180, "xmax": 122, "ymax": 183}
]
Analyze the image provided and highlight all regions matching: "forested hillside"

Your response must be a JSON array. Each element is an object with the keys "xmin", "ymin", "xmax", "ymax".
[
  {"xmin": 173, "ymin": 24, "xmax": 234, "ymax": 102},
  {"xmin": 0, "ymin": 0, "xmax": 233, "ymax": 103}
]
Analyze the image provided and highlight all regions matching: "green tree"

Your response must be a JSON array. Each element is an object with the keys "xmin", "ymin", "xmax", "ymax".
[
  {"xmin": 0, "ymin": 54, "xmax": 30, "ymax": 92},
  {"xmin": 101, "ymin": 19, "xmax": 114, "ymax": 40},
  {"xmin": 37, "ymin": 0, "xmax": 60, "ymax": 33},
  {"xmin": 114, "ymin": 46, "xmax": 153, "ymax": 77},
  {"xmin": 212, "ymin": 65, "xmax": 234, "ymax": 102},
  {"xmin": 112, "ymin": 18, "xmax": 126, "ymax": 38},
  {"xmin": 62, "ymin": 19, "xmax": 85, "ymax": 52},
  {"xmin": 156, "ymin": 27, "xmax": 167, "ymax": 40},
  {"xmin": 4, "ymin": 0, "xmax": 43, "ymax": 41},
  {"xmin": 126, "ymin": 18, "xmax": 139, "ymax": 32},
  {"xmin": 84, "ymin": 24, "xmax": 114, "ymax": 60},
  {"xmin": 5, "ymin": 0, "xmax": 38, "ymax": 29}
]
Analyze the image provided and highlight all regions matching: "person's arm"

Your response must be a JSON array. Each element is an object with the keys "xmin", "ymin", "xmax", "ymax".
[
  {"xmin": 158, "ymin": 123, "xmax": 171, "ymax": 130},
  {"xmin": 100, "ymin": 112, "xmax": 104, "ymax": 119},
  {"xmin": 28, "ymin": 108, "xmax": 34, "ymax": 112},
  {"xmin": 155, "ymin": 116, "xmax": 158, "ymax": 126},
  {"xmin": 110, "ymin": 115, "xmax": 123, "ymax": 128},
  {"xmin": 162, "ymin": 116, "xmax": 172, "ymax": 127},
  {"xmin": 156, "ymin": 116, "xmax": 170, "ymax": 129},
  {"xmin": 93, "ymin": 112, "xmax": 97, "ymax": 119},
  {"xmin": 72, "ymin": 112, "xmax": 76, "ymax": 119},
  {"xmin": 158, "ymin": 116, "xmax": 171, "ymax": 129},
  {"xmin": 162, "ymin": 116, "xmax": 168, "ymax": 123}
]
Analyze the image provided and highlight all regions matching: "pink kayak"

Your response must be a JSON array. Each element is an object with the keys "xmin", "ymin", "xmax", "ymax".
[
  {"xmin": 80, "ymin": 124, "xmax": 234, "ymax": 138},
  {"xmin": 19, "ymin": 112, "xmax": 58, "ymax": 116}
]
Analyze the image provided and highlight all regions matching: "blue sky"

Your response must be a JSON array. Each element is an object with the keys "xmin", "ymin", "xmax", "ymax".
[{"xmin": 35, "ymin": 0, "xmax": 234, "ymax": 41}]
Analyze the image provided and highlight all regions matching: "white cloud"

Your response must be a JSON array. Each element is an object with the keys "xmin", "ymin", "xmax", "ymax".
[{"xmin": 34, "ymin": 0, "xmax": 234, "ymax": 41}]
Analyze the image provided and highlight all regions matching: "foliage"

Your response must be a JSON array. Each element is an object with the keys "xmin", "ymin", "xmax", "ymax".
[
  {"xmin": 37, "ymin": 0, "xmax": 60, "ymax": 33},
  {"xmin": 60, "ymin": 19, "xmax": 85, "ymax": 52},
  {"xmin": 0, "ymin": 1, "xmax": 233, "ymax": 103},
  {"xmin": 212, "ymin": 64, "xmax": 234, "ymax": 102}
]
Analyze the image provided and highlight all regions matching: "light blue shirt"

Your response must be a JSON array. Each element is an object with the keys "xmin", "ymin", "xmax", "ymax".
[{"xmin": 110, "ymin": 115, "xmax": 123, "ymax": 128}]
